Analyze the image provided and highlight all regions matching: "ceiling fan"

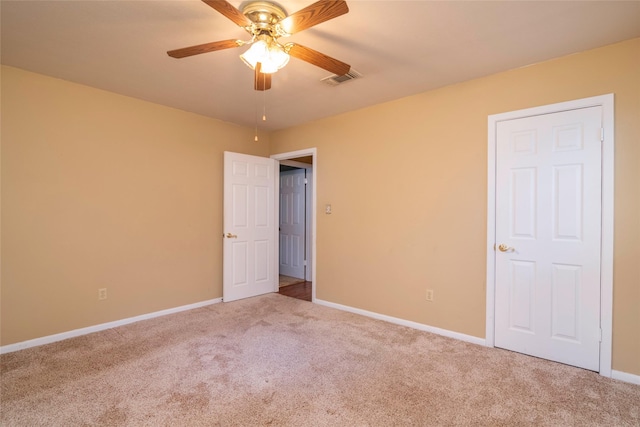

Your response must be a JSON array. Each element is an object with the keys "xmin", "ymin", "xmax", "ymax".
[{"xmin": 167, "ymin": 0, "xmax": 351, "ymax": 91}]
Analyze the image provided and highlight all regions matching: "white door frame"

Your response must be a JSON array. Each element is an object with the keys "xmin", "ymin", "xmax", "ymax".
[
  {"xmin": 271, "ymin": 148, "xmax": 317, "ymax": 301},
  {"xmin": 486, "ymin": 94, "xmax": 614, "ymax": 377}
]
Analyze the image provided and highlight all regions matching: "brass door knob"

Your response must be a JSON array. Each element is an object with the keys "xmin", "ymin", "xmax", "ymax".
[
  {"xmin": 223, "ymin": 233, "xmax": 238, "ymax": 239},
  {"xmin": 497, "ymin": 244, "xmax": 514, "ymax": 252}
]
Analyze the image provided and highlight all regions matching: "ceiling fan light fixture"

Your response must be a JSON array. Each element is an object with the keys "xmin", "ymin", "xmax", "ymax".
[
  {"xmin": 240, "ymin": 39, "xmax": 289, "ymax": 74},
  {"xmin": 168, "ymin": 0, "xmax": 351, "ymax": 90}
]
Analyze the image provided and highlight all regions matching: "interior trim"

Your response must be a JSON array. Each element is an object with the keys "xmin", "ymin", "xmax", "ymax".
[
  {"xmin": 315, "ymin": 299, "xmax": 486, "ymax": 347},
  {"xmin": 0, "ymin": 298, "xmax": 222, "ymax": 355},
  {"xmin": 486, "ymin": 94, "xmax": 614, "ymax": 377}
]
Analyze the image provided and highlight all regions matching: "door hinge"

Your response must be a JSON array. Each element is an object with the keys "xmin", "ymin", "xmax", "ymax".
[
  {"xmin": 304, "ymin": 178, "xmax": 308, "ymax": 185},
  {"xmin": 599, "ymin": 328, "xmax": 602, "ymax": 342},
  {"xmin": 600, "ymin": 127, "xmax": 604, "ymax": 142},
  {"xmin": 303, "ymin": 260, "xmax": 307, "ymax": 266}
]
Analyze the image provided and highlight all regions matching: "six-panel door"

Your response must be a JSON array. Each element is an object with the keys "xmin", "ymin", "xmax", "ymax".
[
  {"xmin": 279, "ymin": 168, "xmax": 306, "ymax": 279},
  {"xmin": 494, "ymin": 107, "xmax": 602, "ymax": 371},
  {"xmin": 223, "ymin": 152, "xmax": 276, "ymax": 302}
]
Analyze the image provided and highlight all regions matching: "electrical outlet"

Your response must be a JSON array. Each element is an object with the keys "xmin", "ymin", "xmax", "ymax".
[
  {"xmin": 98, "ymin": 288, "xmax": 107, "ymax": 301},
  {"xmin": 426, "ymin": 289, "xmax": 434, "ymax": 302}
]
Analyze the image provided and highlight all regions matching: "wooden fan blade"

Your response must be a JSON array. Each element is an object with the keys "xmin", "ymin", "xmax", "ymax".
[
  {"xmin": 279, "ymin": 0, "xmax": 348, "ymax": 34},
  {"xmin": 167, "ymin": 39, "xmax": 241, "ymax": 58},
  {"xmin": 202, "ymin": 0, "xmax": 250, "ymax": 27},
  {"xmin": 287, "ymin": 44, "xmax": 350, "ymax": 75},
  {"xmin": 254, "ymin": 63, "xmax": 272, "ymax": 91}
]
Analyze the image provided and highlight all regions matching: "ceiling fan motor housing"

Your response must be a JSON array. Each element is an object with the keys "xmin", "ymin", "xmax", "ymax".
[{"xmin": 242, "ymin": 2, "xmax": 288, "ymax": 37}]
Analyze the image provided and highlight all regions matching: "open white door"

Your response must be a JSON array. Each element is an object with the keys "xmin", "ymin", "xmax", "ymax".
[{"xmin": 223, "ymin": 151, "xmax": 277, "ymax": 302}]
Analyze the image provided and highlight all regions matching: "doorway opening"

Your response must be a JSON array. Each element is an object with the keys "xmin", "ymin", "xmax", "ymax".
[{"xmin": 272, "ymin": 148, "xmax": 316, "ymax": 302}]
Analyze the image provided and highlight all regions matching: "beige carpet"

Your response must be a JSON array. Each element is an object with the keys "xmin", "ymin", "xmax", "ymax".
[{"xmin": 1, "ymin": 294, "xmax": 638, "ymax": 426}]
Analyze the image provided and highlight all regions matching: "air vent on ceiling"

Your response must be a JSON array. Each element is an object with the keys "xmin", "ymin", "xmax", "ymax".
[{"xmin": 321, "ymin": 69, "xmax": 363, "ymax": 86}]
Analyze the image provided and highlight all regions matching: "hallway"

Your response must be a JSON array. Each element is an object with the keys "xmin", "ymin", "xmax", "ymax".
[{"xmin": 278, "ymin": 281, "xmax": 312, "ymax": 302}]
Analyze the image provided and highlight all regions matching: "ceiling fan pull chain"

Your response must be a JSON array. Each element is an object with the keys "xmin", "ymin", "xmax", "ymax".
[
  {"xmin": 254, "ymin": 78, "xmax": 259, "ymax": 142},
  {"xmin": 262, "ymin": 75, "xmax": 267, "ymax": 122}
]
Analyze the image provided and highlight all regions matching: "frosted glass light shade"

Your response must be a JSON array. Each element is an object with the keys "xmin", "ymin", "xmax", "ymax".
[{"xmin": 240, "ymin": 40, "xmax": 289, "ymax": 74}]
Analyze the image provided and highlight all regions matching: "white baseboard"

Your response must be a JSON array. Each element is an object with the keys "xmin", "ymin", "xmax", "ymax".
[
  {"xmin": 611, "ymin": 370, "xmax": 640, "ymax": 385},
  {"xmin": 314, "ymin": 299, "xmax": 640, "ymax": 387},
  {"xmin": 0, "ymin": 298, "xmax": 222, "ymax": 355},
  {"xmin": 5, "ymin": 296, "xmax": 639, "ymax": 387},
  {"xmin": 314, "ymin": 298, "xmax": 486, "ymax": 346}
]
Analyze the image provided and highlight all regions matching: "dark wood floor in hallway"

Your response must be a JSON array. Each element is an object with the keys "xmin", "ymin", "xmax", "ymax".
[{"xmin": 278, "ymin": 281, "xmax": 312, "ymax": 302}]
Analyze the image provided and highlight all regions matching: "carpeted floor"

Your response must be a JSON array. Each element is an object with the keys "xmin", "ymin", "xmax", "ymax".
[{"xmin": 1, "ymin": 293, "xmax": 638, "ymax": 426}]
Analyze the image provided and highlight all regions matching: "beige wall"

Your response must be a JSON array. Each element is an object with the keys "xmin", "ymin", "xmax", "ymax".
[
  {"xmin": 2, "ymin": 38, "xmax": 638, "ymax": 376},
  {"xmin": 270, "ymin": 38, "xmax": 640, "ymax": 375},
  {"xmin": 1, "ymin": 66, "xmax": 268, "ymax": 345}
]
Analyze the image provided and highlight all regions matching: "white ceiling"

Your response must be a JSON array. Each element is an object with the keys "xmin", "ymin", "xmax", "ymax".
[{"xmin": 2, "ymin": 1, "xmax": 639, "ymax": 131}]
